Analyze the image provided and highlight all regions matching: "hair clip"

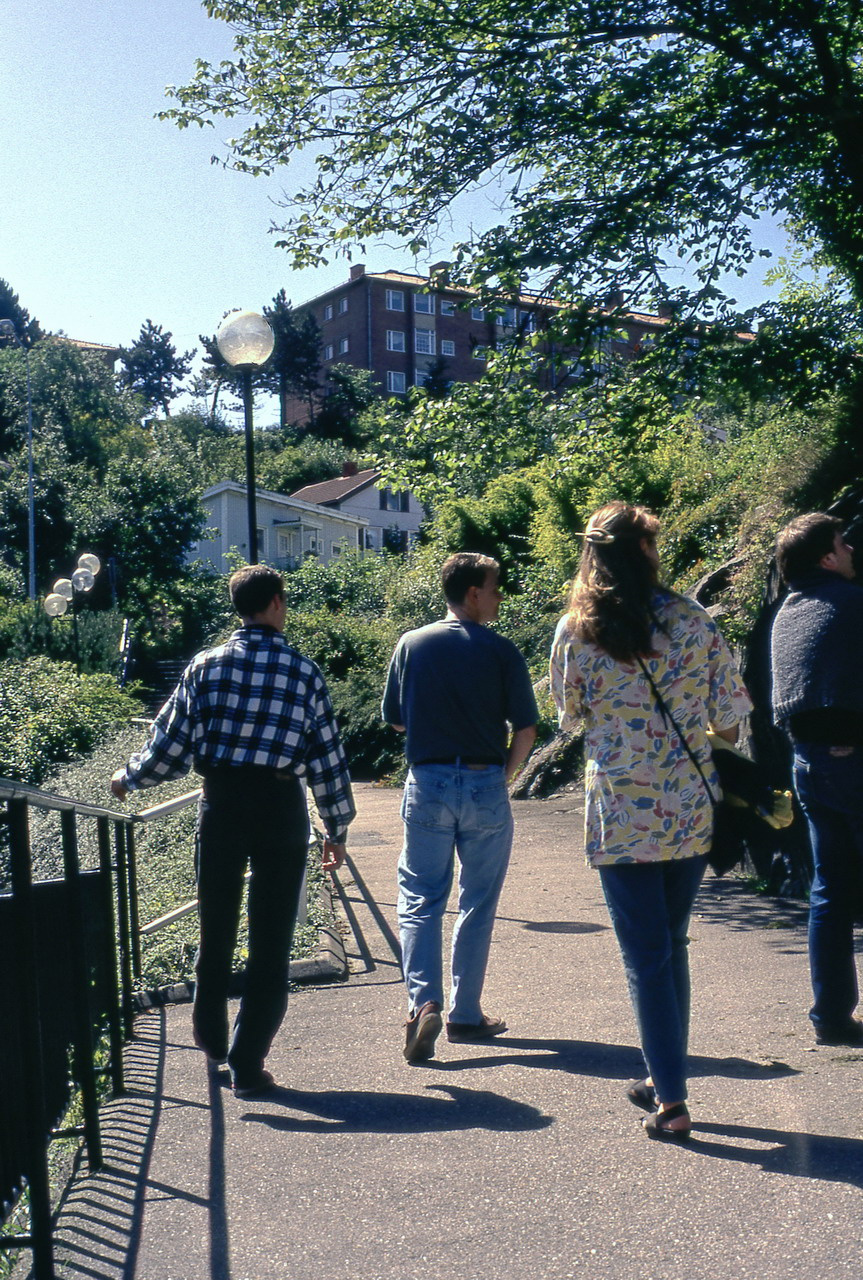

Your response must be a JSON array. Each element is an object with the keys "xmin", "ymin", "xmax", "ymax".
[{"xmin": 575, "ymin": 527, "xmax": 616, "ymax": 544}]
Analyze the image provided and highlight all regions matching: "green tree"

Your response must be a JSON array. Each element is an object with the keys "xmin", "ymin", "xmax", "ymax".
[
  {"xmin": 314, "ymin": 364, "xmax": 378, "ymax": 445},
  {"xmin": 164, "ymin": 1, "xmax": 863, "ymax": 311},
  {"xmin": 262, "ymin": 289, "xmax": 322, "ymax": 427},
  {"xmin": 118, "ymin": 319, "xmax": 194, "ymax": 415},
  {"xmin": 0, "ymin": 278, "xmax": 43, "ymax": 348}
]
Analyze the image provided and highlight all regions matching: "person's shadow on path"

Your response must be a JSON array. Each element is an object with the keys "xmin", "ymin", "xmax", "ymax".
[
  {"xmin": 239, "ymin": 1083, "xmax": 551, "ymax": 1134},
  {"xmin": 427, "ymin": 1036, "xmax": 799, "ymax": 1085},
  {"xmin": 686, "ymin": 1120, "xmax": 863, "ymax": 1191}
]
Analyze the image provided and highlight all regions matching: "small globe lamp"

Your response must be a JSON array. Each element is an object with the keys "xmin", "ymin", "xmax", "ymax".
[{"xmin": 216, "ymin": 310, "xmax": 275, "ymax": 565}]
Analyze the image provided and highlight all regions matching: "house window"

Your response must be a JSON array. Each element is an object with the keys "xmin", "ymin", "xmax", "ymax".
[
  {"xmin": 339, "ymin": 336, "xmax": 349, "ymax": 354},
  {"xmin": 331, "ymin": 542, "xmax": 343, "ymax": 557},
  {"xmin": 471, "ymin": 305, "xmax": 485, "ymax": 321},
  {"xmin": 441, "ymin": 339, "xmax": 455, "ymax": 357},
  {"xmin": 380, "ymin": 488, "xmax": 410, "ymax": 512},
  {"xmin": 386, "ymin": 330, "xmax": 406, "ymax": 352},
  {"xmin": 338, "ymin": 296, "xmax": 349, "ymax": 314},
  {"xmin": 415, "ymin": 370, "xmax": 428, "ymax": 387},
  {"xmin": 496, "ymin": 305, "xmax": 518, "ymax": 327},
  {"xmin": 324, "ymin": 343, "xmax": 334, "ymax": 361},
  {"xmin": 324, "ymin": 303, "xmax": 333, "ymax": 321},
  {"xmin": 415, "ymin": 328, "xmax": 435, "ymax": 355},
  {"xmin": 386, "ymin": 370, "xmax": 406, "ymax": 393},
  {"xmin": 520, "ymin": 310, "xmax": 537, "ymax": 332},
  {"xmin": 414, "ymin": 292, "xmax": 434, "ymax": 314},
  {"xmin": 386, "ymin": 289, "xmax": 405, "ymax": 311},
  {"xmin": 440, "ymin": 299, "xmax": 455, "ymax": 316}
]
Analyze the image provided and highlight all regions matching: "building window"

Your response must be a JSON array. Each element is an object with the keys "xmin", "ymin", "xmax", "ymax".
[
  {"xmin": 386, "ymin": 289, "xmax": 405, "ymax": 311},
  {"xmin": 415, "ymin": 328, "xmax": 435, "ymax": 355},
  {"xmin": 415, "ymin": 370, "xmax": 427, "ymax": 387},
  {"xmin": 496, "ymin": 305, "xmax": 518, "ymax": 328},
  {"xmin": 380, "ymin": 488, "xmax": 410, "ymax": 512},
  {"xmin": 324, "ymin": 303, "xmax": 333, "ymax": 321},
  {"xmin": 386, "ymin": 370, "xmax": 406, "ymax": 393},
  {"xmin": 441, "ymin": 339, "xmax": 455, "ymax": 357},
  {"xmin": 471, "ymin": 305, "xmax": 485, "ymax": 321},
  {"xmin": 440, "ymin": 299, "xmax": 455, "ymax": 316},
  {"xmin": 386, "ymin": 330, "xmax": 406, "ymax": 352},
  {"xmin": 414, "ymin": 292, "xmax": 434, "ymax": 314},
  {"xmin": 473, "ymin": 345, "xmax": 488, "ymax": 360},
  {"xmin": 339, "ymin": 336, "xmax": 349, "ymax": 354},
  {"xmin": 331, "ymin": 542, "xmax": 343, "ymax": 557},
  {"xmin": 324, "ymin": 343, "xmax": 334, "ymax": 361},
  {"xmin": 338, "ymin": 296, "xmax": 349, "ymax": 314},
  {"xmin": 520, "ymin": 310, "xmax": 537, "ymax": 332}
]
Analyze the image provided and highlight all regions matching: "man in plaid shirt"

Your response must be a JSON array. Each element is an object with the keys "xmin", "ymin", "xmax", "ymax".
[{"xmin": 110, "ymin": 564, "xmax": 355, "ymax": 1097}]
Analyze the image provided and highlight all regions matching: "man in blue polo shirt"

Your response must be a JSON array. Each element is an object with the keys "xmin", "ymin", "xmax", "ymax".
[{"xmin": 382, "ymin": 552, "xmax": 538, "ymax": 1062}]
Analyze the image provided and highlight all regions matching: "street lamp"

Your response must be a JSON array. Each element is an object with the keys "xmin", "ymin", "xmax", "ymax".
[
  {"xmin": 0, "ymin": 318, "xmax": 36, "ymax": 600},
  {"xmin": 215, "ymin": 310, "xmax": 275, "ymax": 565},
  {"xmin": 44, "ymin": 553, "xmax": 102, "ymax": 671}
]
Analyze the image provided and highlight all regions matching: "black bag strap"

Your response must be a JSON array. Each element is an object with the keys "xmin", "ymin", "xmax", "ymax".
[{"xmin": 635, "ymin": 654, "xmax": 718, "ymax": 808}]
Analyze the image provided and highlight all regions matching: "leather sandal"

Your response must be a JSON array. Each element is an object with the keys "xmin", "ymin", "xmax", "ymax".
[
  {"xmin": 642, "ymin": 1102, "xmax": 691, "ymax": 1142},
  {"xmin": 626, "ymin": 1078, "xmax": 658, "ymax": 1113}
]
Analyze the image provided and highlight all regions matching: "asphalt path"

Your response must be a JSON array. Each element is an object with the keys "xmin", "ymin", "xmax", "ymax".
[{"xmin": 39, "ymin": 782, "xmax": 863, "ymax": 1280}]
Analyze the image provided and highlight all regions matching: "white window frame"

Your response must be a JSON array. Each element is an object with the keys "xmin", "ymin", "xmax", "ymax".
[
  {"xmin": 324, "ymin": 343, "xmax": 334, "ymax": 361},
  {"xmin": 440, "ymin": 299, "xmax": 456, "ymax": 316},
  {"xmin": 323, "ymin": 303, "xmax": 333, "ymax": 322},
  {"xmin": 415, "ymin": 328, "xmax": 436, "ymax": 355},
  {"xmin": 386, "ymin": 370, "xmax": 406, "ymax": 393},
  {"xmin": 440, "ymin": 339, "xmax": 455, "ymax": 357},
  {"xmin": 338, "ymin": 296, "xmax": 349, "ymax": 314},
  {"xmin": 386, "ymin": 329, "xmax": 406, "ymax": 352},
  {"xmin": 471, "ymin": 305, "xmax": 485, "ymax": 321},
  {"xmin": 385, "ymin": 289, "xmax": 405, "ymax": 311},
  {"xmin": 414, "ymin": 292, "xmax": 435, "ymax": 314},
  {"xmin": 339, "ymin": 336, "xmax": 349, "ymax": 354}
]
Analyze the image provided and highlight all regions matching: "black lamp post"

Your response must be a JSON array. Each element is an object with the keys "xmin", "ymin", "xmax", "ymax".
[
  {"xmin": 215, "ymin": 311, "xmax": 275, "ymax": 565},
  {"xmin": 44, "ymin": 554, "xmax": 101, "ymax": 671}
]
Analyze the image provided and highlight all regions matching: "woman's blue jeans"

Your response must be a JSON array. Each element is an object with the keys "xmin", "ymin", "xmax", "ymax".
[
  {"xmin": 397, "ymin": 763, "xmax": 513, "ymax": 1024},
  {"xmin": 598, "ymin": 855, "xmax": 707, "ymax": 1105},
  {"xmin": 793, "ymin": 743, "xmax": 863, "ymax": 1031}
]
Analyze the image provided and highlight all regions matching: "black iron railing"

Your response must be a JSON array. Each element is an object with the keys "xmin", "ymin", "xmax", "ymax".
[{"xmin": 0, "ymin": 776, "xmax": 200, "ymax": 1280}]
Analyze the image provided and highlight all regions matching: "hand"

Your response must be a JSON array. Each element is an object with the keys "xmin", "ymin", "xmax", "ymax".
[
  {"xmin": 110, "ymin": 769, "xmax": 129, "ymax": 801},
  {"xmin": 322, "ymin": 838, "xmax": 346, "ymax": 873}
]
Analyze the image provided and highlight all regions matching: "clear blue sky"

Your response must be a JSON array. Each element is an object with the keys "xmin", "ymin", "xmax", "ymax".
[{"xmin": 3, "ymin": 1, "xmax": 790, "ymax": 394}]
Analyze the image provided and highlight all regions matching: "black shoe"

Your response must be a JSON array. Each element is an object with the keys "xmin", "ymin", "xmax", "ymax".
[
  {"xmin": 232, "ymin": 1069, "xmax": 277, "ymax": 1098},
  {"xmin": 814, "ymin": 1019, "xmax": 863, "ymax": 1046},
  {"xmin": 404, "ymin": 1001, "xmax": 442, "ymax": 1062}
]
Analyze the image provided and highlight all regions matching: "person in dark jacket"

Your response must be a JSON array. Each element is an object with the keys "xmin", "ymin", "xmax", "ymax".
[{"xmin": 771, "ymin": 512, "xmax": 863, "ymax": 1046}]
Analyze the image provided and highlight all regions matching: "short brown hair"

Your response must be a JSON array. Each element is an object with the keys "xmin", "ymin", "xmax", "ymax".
[
  {"xmin": 229, "ymin": 564, "xmax": 284, "ymax": 617},
  {"xmin": 441, "ymin": 552, "xmax": 499, "ymax": 604},
  {"xmin": 775, "ymin": 513, "xmax": 842, "ymax": 584}
]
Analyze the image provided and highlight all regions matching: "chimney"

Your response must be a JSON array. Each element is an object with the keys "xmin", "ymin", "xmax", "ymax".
[
  {"xmin": 342, "ymin": 460, "xmax": 359, "ymax": 477},
  {"xmin": 657, "ymin": 301, "xmax": 680, "ymax": 320},
  {"xmin": 604, "ymin": 288, "xmax": 624, "ymax": 309},
  {"xmin": 349, "ymin": 264, "xmax": 366, "ymax": 281}
]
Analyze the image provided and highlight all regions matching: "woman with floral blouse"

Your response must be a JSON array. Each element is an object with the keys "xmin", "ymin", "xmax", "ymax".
[{"xmin": 549, "ymin": 501, "xmax": 751, "ymax": 1140}]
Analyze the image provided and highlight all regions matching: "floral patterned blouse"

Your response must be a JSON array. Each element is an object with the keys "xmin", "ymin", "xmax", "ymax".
[{"xmin": 549, "ymin": 590, "xmax": 752, "ymax": 866}]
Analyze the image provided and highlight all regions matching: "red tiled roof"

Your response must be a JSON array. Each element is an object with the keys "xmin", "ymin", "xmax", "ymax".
[{"xmin": 290, "ymin": 467, "xmax": 379, "ymax": 506}]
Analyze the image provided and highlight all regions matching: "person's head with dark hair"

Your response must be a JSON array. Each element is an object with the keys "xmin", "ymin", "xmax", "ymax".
[
  {"xmin": 229, "ymin": 564, "xmax": 285, "ymax": 620},
  {"xmin": 775, "ymin": 513, "xmax": 854, "ymax": 584},
  {"xmin": 441, "ymin": 552, "xmax": 502, "ymax": 625},
  {"xmin": 441, "ymin": 552, "xmax": 499, "ymax": 605},
  {"xmin": 568, "ymin": 500, "xmax": 663, "ymax": 662}
]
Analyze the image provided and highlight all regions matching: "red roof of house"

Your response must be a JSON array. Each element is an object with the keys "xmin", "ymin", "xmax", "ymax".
[{"xmin": 290, "ymin": 467, "xmax": 379, "ymax": 506}]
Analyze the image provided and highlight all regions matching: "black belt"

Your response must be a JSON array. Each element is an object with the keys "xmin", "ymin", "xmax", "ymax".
[{"xmin": 413, "ymin": 757, "xmax": 502, "ymax": 767}]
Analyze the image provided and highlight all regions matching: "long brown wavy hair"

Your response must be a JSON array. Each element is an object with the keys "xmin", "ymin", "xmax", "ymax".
[{"xmin": 568, "ymin": 501, "xmax": 663, "ymax": 662}]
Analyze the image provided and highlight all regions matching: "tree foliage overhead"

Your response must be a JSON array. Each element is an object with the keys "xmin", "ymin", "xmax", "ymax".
[
  {"xmin": 0, "ymin": 278, "xmax": 44, "ymax": 348},
  {"xmin": 164, "ymin": 1, "xmax": 863, "ymax": 310}
]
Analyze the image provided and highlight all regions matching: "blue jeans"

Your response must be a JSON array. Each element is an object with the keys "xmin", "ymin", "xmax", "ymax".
[
  {"xmin": 194, "ymin": 768, "xmax": 309, "ymax": 1079},
  {"xmin": 397, "ymin": 763, "xmax": 513, "ymax": 1023},
  {"xmin": 598, "ymin": 856, "xmax": 707, "ymax": 1105},
  {"xmin": 793, "ymin": 743, "xmax": 863, "ymax": 1031}
]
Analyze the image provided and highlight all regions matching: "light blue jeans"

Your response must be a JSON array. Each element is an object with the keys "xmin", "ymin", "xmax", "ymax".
[
  {"xmin": 598, "ymin": 855, "xmax": 707, "ymax": 1105},
  {"xmin": 398, "ymin": 763, "xmax": 513, "ymax": 1023}
]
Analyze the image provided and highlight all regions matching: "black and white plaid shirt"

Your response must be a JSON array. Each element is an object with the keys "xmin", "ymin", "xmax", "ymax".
[{"xmin": 122, "ymin": 625, "xmax": 355, "ymax": 841}]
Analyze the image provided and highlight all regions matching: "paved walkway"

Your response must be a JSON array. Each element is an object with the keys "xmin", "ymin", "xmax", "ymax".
[{"xmin": 35, "ymin": 784, "xmax": 863, "ymax": 1279}]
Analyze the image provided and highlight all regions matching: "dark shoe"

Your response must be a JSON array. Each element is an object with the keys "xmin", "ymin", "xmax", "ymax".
[
  {"xmin": 626, "ymin": 1078, "xmax": 658, "ymax": 1113},
  {"xmin": 643, "ymin": 1102, "xmax": 691, "ymax": 1143},
  {"xmin": 814, "ymin": 1019, "xmax": 863, "ymax": 1046},
  {"xmin": 446, "ymin": 1013, "xmax": 507, "ymax": 1042},
  {"xmin": 404, "ymin": 1001, "xmax": 442, "ymax": 1062},
  {"xmin": 194, "ymin": 1029, "xmax": 228, "ymax": 1066},
  {"xmin": 232, "ymin": 1069, "xmax": 277, "ymax": 1099}
]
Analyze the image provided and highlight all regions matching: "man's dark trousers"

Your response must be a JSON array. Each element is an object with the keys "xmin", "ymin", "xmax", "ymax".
[{"xmin": 193, "ymin": 767, "xmax": 308, "ymax": 1079}]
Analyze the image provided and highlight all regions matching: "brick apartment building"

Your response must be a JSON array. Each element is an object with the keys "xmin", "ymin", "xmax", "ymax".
[{"xmin": 289, "ymin": 263, "xmax": 690, "ymax": 411}]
